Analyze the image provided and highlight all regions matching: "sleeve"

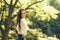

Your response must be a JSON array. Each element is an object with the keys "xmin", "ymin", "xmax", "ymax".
[
  {"xmin": 16, "ymin": 24, "xmax": 19, "ymax": 31},
  {"xmin": 26, "ymin": 24, "xmax": 30, "ymax": 30}
]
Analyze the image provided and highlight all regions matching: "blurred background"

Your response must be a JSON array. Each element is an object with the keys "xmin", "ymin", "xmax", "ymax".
[{"xmin": 0, "ymin": 0, "xmax": 60, "ymax": 40}]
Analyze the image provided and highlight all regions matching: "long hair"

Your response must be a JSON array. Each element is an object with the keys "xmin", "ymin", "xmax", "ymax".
[{"xmin": 17, "ymin": 9, "xmax": 25, "ymax": 27}]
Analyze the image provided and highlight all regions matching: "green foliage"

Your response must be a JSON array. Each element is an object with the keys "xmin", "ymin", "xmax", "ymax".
[{"xmin": 0, "ymin": 0, "xmax": 60, "ymax": 40}]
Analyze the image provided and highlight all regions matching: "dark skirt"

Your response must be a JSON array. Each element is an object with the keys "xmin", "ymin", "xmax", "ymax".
[{"xmin": 18, "ymin": 34, "xmax": 24, "ymax": 40}]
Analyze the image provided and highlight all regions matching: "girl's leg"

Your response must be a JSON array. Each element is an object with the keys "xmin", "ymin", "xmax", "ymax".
[{"xmin": 18, "ymin": 34, "xmax": 24, "ymax": 40}]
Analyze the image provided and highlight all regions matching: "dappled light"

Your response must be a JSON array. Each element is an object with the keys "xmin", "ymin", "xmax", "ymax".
[{"xmin": 0, "ymin": 0, "xmax": 60, "ymax": 40}]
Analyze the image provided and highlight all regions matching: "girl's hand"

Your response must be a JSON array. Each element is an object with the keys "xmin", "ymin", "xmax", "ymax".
[{"xmin": 22, "ymin": 34, "xmax": 26, "ymax": 38}]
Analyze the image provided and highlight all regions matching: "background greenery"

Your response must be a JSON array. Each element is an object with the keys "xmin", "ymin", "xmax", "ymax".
[{"xmin": 0, "ymin": 0, "xmax": 60, "ymax": 40}]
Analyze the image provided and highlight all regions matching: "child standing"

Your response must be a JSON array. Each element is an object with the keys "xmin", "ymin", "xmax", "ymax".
[{"xmin": 16, "ymin": 9, "xmax": 29, "ymax": 40}]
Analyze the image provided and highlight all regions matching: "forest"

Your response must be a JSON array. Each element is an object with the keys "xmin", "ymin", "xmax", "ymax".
[{"xmin": 0, "ymin": 0, "xmax": 60, "ymax": 40}]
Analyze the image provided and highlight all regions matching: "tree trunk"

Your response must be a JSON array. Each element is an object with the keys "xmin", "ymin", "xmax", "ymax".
[{"xmin": 2, "ymin": 30, "xmax": 9, "ymax": 40}]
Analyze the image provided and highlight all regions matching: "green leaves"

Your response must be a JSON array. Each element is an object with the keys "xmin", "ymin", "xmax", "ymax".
[{"xmin": 0, "ymin": 0, "xmax": 60, "ymax": 40}]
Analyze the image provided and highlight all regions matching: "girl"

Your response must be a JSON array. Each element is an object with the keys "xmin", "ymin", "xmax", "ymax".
[{"xmin": 16, "ymin": 9, "xmax": 29, "ymax": 40}]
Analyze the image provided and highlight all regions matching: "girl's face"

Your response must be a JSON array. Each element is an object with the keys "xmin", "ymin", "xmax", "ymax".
[{"xmin": 21, "ymin": 10, "xmax": 26, "ymax": 18}]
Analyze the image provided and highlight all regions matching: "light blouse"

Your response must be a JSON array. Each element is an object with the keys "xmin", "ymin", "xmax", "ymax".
[{"xmin": 16, "ymin": 18, "xmax": 29, "ymax": 36}]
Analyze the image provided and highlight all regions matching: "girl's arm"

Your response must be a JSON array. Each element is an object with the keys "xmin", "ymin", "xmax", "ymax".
[{"xmin": 15, "ymin": 24, "xmax": 19, "ymax": 33}]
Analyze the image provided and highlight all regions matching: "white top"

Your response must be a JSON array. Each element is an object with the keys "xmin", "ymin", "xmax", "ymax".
[{"xmin": 16, "ymin": 18, "xmax": 29, "ymax": 36}]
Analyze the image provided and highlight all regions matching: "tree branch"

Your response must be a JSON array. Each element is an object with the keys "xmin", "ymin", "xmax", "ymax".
[
  {"xmin": 10, "ymin": 0, "xmax": 13, "ymax": 5},
  {"xmin": 4, "ymin": 0, "xmax": 9, "ymax": 5},
  {"xmin": 25, "ymin": 0, "xmax": 44, "ymax": 10},
  {"xmin": 13, "ymin": 0, "xmax": 18, "ymax": 7}
]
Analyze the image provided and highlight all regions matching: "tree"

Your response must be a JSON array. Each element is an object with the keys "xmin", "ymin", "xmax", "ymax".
[
  {"xmin": 0, "ymin": 0, "xmax": 19, "ymax": 40},
  {"xmin": 0, "ymin": 0, "xmax": 43, "ymax": 40}
]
